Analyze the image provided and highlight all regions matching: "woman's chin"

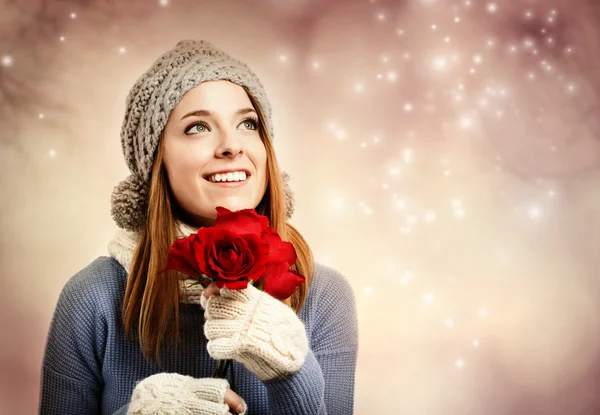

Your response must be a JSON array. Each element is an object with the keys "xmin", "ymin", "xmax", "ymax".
[{"xmin": 211, "ymin": 198, "xmax": 257, "ymax": 213}]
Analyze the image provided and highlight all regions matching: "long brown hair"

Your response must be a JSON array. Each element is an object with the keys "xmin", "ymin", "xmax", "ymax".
[{"xmin": 121, "ymin": 87, "xmax": 315, "ymax": 365}]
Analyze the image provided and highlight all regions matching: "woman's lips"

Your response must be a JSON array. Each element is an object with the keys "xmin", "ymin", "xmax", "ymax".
[{"xmin": 204, "ymin": 177, "xmax": 249, "ymax": 188}]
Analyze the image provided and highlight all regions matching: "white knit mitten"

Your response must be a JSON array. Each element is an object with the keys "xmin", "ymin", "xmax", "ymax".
[
  {"xmin": 127, "ymin": 374, "xmax": 245, "ymax": 415},
  {"xmin": 202, "ymin": 284, "xmax": 309, "ymax": 381}
]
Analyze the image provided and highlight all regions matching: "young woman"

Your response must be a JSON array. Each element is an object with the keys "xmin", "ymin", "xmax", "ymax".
[{"xmin": 39, "ymin": 40, "xmax": 358, "ymax": 414}]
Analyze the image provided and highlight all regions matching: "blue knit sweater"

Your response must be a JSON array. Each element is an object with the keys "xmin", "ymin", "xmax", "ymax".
[{"xmin": 39, "ymin": 256, "xmax": 358, "ymax": 414}]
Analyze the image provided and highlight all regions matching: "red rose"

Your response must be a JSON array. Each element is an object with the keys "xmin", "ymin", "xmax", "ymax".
[
  {"xmin": 161, "ymin": 207, "xmax": 304, "ymax": 298},
  {"xmin": 259, "ymin": 227, "xmax": 305, "ymax": 300},
  {"xmin": 197, "ymin": 228, "xmax": 269, "ymax": 290},
  {"xmin": 159, "ymin": 208, "xmax": 271, "ymax": 290}
]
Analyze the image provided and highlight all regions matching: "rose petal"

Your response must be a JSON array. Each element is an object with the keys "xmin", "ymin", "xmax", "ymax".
[
  {"xmin": 262, "ymin": 264, "xmax": 305, "ymax": 300},
  {"xmin": 241, "ymin": 234, "xmax": 269, "ymax": 282},
  {"xmin": 262, "ymin": 228, "xmax": 297, "ymax": 265},
  {"xmin": 189, "ymin": 230, "xmax": 214, "ymax": 279},
  {"xmin": 159, "ymin": 234, "xmax": 202, "ymax": 276},
  {"xmin": 214, "ymin": 207, "xmax": 270, "ymax": 236}
]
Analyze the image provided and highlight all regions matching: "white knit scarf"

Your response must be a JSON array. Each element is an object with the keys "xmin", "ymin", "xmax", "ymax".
[{"xmin": 107, "ymin": 222, "xmax": 205, "ymax": 304}]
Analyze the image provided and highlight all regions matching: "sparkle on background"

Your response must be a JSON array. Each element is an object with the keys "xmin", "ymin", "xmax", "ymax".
[
  {"xmin": 59, "ymin": 36, "xmax": 66, "ymax": 42},
  {"xmin": 424, "ymin": 211, "xmax": 437, "ymax": 223},
  {"xmin": 455, "ymin": 359, "xmax": 465, "ymax": 368},
  {"xmin": 460, "ymin": 115, "xmax": 473, "ymax": 129},
  {"xmin": 400, "ymin": 270, "xmax": 414, "ymax": 285},
  {"xmin": 389, "ymin": 166, "xmax": 401, "ymax": 176},
  {"xmin": 528, "ymin": 205, "xmax": 542, "ymax": 219},
  {"xmin": 453, "ymin": 207, "xmax": 466, "ymax": 218},
  {"xmin": 39, "ymin": 113, "xmax": 44, "ymax": 119},
  {"xmin": 49, "ymin": 149, "xmax": 57, "ymax": 157},
  {"xmin": 432, "ymin": 56, "xmax": 449, "ymax": 71},
  {"xmin": 1, "ymin": 55, "xmax": 14, "ymax": 67},
  {"xmin": 327, "ymin": 121, "xmax": 347, "ymax": 140},
  {"xmin": 119, "ymin": 47, "xmax": 127, "ymax": 55},
  {"xmin": 423, "ymin": 292, "xmax": 435, "ymax": 304},
  {"xmin": 473, "ymin": 339, "xmax": 480, "ymax": 347},
  {"xmin": 70, "ymin": 12, "xmax": 77, "ymax": 19},
  {"xmin": 332, "ymin": 197, "xmax": 344, "ymax": 210},
  {"xmin": 159, "ymin": 0, "xmax": 169, "ymax": 6}
]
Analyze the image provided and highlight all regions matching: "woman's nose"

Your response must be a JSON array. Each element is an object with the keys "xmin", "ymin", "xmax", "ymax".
[{"xmin": 216, "ymin": 130, "xmax": 243, "ymax": 158}]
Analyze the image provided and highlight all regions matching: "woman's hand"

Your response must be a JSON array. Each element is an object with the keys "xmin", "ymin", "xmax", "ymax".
[
  {"xmin": 224, "ymin": 387, "xmax": 247, "ymax": 414},
  {"xmin": 202, "ymin": 282, "xmax": 309, "ymax": 381},
  {"xmin": 127, "ymin": 374, "xmax": 247, "ymax": 414}
]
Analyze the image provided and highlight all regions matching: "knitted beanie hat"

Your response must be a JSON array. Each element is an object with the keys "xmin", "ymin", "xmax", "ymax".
[{"xmin": 110, "ymin": 39, "xmax": 295, "ymax": 231}]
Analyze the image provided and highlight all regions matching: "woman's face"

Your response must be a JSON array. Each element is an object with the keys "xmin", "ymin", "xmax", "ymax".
[{"xmin": 162, "ymin": 80, "xmax": 268, "ymax": 227}]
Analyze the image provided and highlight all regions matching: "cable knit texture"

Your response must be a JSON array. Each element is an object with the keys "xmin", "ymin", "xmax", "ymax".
[
  {"xmin": 110, "ymin": 39, "xmax": 296, "ymax": 231},
  {"xmin": 203, "ymin": 285, "xmax": 309, "ymax": 381},
  {"xmin": 127, "ymin": 375, "xmax": 240, "ymax": 415},
  {"xmin": 39, "ymin": 227, "xmax": 358, "ymax": 414}
]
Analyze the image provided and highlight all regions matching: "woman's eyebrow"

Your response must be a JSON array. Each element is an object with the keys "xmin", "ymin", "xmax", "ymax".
[{"xmin": 180, "ymin": 107, "xmax": 256, "ymax": 121}]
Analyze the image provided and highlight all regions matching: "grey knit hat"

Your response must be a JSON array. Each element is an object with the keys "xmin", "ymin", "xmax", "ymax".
[{"xmin": 110, "ymin": 40, "xmax": 294, "ymax": 231}]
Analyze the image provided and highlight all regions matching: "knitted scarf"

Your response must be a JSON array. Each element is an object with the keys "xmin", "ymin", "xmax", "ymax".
[{"xmin": 107, "ymin": 222, "xmax": 205, "ymax": 304}]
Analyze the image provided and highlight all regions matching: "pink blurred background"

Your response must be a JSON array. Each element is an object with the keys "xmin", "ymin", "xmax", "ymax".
[{"xmin": 2, "ymin": 0, "xmax": 600, "ymax": 413}]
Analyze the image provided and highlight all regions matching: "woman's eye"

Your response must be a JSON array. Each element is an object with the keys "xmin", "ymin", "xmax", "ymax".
[
  {"xmin": 185, "ymin": 123, "xmax": 208, "ymax": 134},
  {"xmin": 240, "ymin": 118, "xmax": 258, "ymax": 130}
]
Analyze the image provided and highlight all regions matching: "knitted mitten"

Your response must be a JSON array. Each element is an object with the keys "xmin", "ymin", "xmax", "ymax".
[
  {"xmin": 127, "ymin": 374, "xmax": 244, "ymax": 414},
  {"xmin": 202, "ymin": 284, "xmax": 309, "ymax": 381}
]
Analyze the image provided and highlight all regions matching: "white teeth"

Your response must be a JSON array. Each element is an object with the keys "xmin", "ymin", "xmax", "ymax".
[{"xmin": 208, "ymin": 171, "xmax": 248, "ymax": 182}]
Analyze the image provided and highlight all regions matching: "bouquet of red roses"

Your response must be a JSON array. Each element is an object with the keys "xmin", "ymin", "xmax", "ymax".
[{"xmin": 159, "ymin": 206, "xmax": 305, "ymax": 390}]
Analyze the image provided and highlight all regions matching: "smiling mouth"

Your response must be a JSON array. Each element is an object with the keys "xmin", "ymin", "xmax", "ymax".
[{"xmin": 203, "ymin": 171, "xmax": 251, "ymax": 183}]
